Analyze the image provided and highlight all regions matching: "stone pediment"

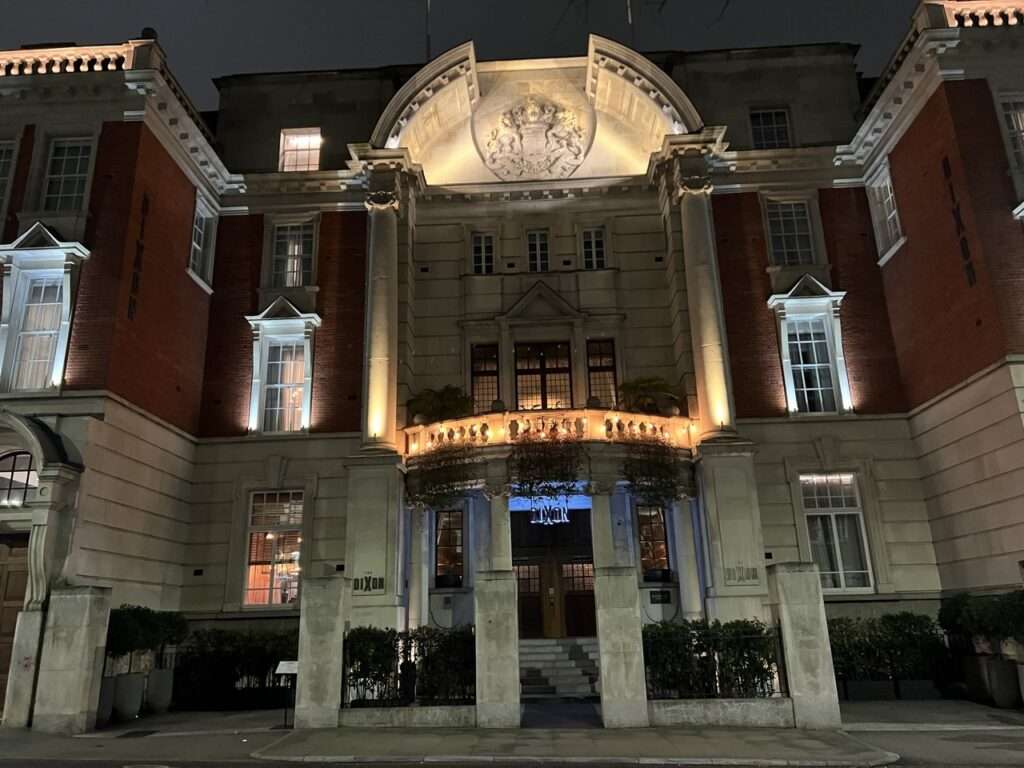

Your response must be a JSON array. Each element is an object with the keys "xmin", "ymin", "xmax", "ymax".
[
  {"xmin": 499, "ymin": 282, "xmax": 584, "ymax": 324},
  {"xmin": 767, "ymin": 273, "xmax": 846, "ymax": 312},
  {"xmin": 246, "ymin": 295, "xmax": 321, "ymax": 330},
  {"xmin": 0, "ymin": 221, "xmax": 90, "ymax": 265}
]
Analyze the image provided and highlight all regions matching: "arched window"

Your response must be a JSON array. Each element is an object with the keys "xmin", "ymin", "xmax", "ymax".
[{"xmin": 0, "ymin": 451, "xmax": 37, "ymax": 507}]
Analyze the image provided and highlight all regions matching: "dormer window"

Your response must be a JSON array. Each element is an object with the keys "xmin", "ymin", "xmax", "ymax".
[
  {"xmin": 42, "ymin": 138, "xmax": 92, "ymax": 212},
  {"xmin": 0, "ymin": 222, "xmax": 90, "ymax": 392},
  {"xmin": 750, "ymin": 109, "xmax": 791, "ymax": 150},
  {"xmin": 279, "ymin": 128, "xmax": 321, "ymax": 173}
]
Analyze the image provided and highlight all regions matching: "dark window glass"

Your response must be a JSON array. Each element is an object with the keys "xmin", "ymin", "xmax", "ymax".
[
  {"xmin": 527, "ymin": 230, "xmax": 549, "ymax": 272},
  {"xmin": 435, "ymin": 509, "xmax": 463, "ymax": 587},
  {"xmin": 471, "ymin": 344, "xmax": 499, "ymax": 414},
  {"xmin": 586, "ymin": 339, "xmax": 617, "ymax": 408},
  {"xmin": 582, "ymin": 228, "xmax": 606, "ymax": 269},
  {"xmin": 637, "ymin": 505, "xmax": 670, "ymax": 573},
  {"xmin": 0, "ymin": 451, "xmax": 36, "ymax": 506},
  {"xmin": 472, "ymin": 232, "xmax": 494, "ymax": 275},
  {"xmin": 515, "ymin": 342, "xmax": 571, "ymax": 410}
]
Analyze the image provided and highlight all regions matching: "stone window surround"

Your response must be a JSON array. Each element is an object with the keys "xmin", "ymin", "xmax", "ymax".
[
  {"xmin": 783, "ymin": 456, "xmax": 891, "ymax": 597},
  {"xmin": 748, "ymin": 105, "xmax": 794, "ymax": 150},
  {"xmin": 0, "ymin": 135, "xmax": 19, "ymax": 233},
  {"xmin": 996, "ymin": 90, "xmax": 1024, "ymax": 203},
  {"xmin": 463, "ymin": 224, "xmax": 501, "ymax": 276},
  {"xmin": 242, "ymin": 489, "xmax": 305, "ymax": 607},
  {"xmin": 759, "ymin": 189, "xmax": 830, "ymax": 292},
  {"xmin": 187, "ymin": 191, "xmax": 217, "ymax": 294},
  {"xmin": 865, "ymin": 160, "xmax": 907, "ymax": 267},
  {"xmin": 430, "ymin": 499, "xmax": 472, "ymax": 593},
  {"xmin": 259, "ymin": 212, "xmax": 321, "ymax": 308},
  {"xmin": 574, "ymin": 215, "xmax": 614, "ymax": 270}
]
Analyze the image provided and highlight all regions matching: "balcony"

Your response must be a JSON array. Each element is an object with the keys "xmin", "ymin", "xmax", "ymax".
[{"xmin": 403, "ymin": 408, "xmax": 693, "ymax": 456}]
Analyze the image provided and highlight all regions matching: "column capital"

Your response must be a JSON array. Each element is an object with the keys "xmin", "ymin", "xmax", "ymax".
[
  {"xmin": 365, "ymin": 189, "xmax": 400, "ymax": 212},
  {"xmin": 648, "ymin": 125, "xmax": 728, "ymax": 199}
]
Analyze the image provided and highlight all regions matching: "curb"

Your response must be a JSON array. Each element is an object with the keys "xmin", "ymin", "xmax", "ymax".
[
  {"xmin": 844, "ymin": 722, "xmax": 1024, "ymax": 732},
  {"xmin": 249, "ymin": 756, "xmax": 900, "ymax": 767}
]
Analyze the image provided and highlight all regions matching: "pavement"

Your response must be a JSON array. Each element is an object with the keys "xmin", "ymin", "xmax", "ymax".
[{"xmin": 0, "ymin": 699, "xmax": 1020, "ymax": 766}]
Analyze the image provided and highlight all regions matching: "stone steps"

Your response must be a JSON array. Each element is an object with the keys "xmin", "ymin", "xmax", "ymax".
[{"xmin": 519, "ymin": 637, "xmax": 599, "ymax": 700}]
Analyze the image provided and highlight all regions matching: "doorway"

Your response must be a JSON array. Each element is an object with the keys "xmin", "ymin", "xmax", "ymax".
[
  {"xmin": 0, "ymin": 533, "xmax": 29, "ymax": 708},
  {"xmin": 511, "ymin": 506, "xmax": 596, "ymax": 639}
]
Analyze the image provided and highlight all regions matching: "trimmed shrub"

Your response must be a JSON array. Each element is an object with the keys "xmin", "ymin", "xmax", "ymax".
[{"xmin": 827, "ymin": 612, "xmax": 945, "ymax": 683}]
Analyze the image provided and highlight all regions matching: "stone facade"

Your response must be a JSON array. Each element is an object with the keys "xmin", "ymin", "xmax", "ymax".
[{"xmin": 0, "ymin": 1, "xmax": 1023, "ymax": 732}]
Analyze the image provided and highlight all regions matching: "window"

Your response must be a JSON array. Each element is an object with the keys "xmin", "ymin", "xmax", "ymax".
[
  {"xmin": 561, "ymin": 561, "xmax": 595, "ymax": 592},
  {"xmin": 434, "ymin": 509, "xmax": 463, "ymax": 588},
  {"xmin": 514, "ymin": 563, "xmax": 540, "ymax": 595},
  {"xmin": 263, "ymin": 341, "xmax": 305, "ymax": 432},
  {"xmin": 787, "ymin": 317, "xmax": 837, "ymax": 413},
  {"xmin": 515, "ymin": 342, "xmax": 571, "ymax": 410},
  {"xmin": 750, "ymin": 109, "xmax": 791, "ymax": 150},
  {"xmin": 873, "ymin": 174, "xmax": 902, "ymax": 252},
  {"xmin": 0, "ymin": 142, "xmax": 13, "ymax": 208},
  {"xmin": 271, "ymin": 222, "xmax": 315, "ymax": 288},
  {"xmin": 42, "ymin": 138, "xmax": 91, "ymax": 212},
  {"xmin": 527, "ymin": 230, "xmax": 549, "ymax": 272},
  {"xmin": 244, "ymin": 490, "xmax": 303, "ymax": 606},
  {"xmin": 586, "ymin": 339, "xmax": 617, "ymax": 408},
  {"xmin": 279, "ymin": 128, "xmax": 321, "ymax": 172},
  {"xmin": 582, "ymin": 227, "xmax": 606, "ymax": 269},
  {"xmin": 637, "ymin": 505, "xmax": 670, "ymax": 576},
  {"xmin": 766, "ymin": 200, "xmax": 815, "ymax": 266},
  {"xmin": 472, "ymin": 232, "xmax": 494, "ymax": 275},
  {"xmin": 1002, "ymin": 100, "xmax": 1024, "ymax": 170},
  {"xmin": 189, "ymin": 195, "xmax": 216, "ymax": 285},
  {"xmin": 0, "ymin": 451, "xmax": 37, "ymax": 507},
  {"xmin": 470, "ymin": 344, "xmax": 499, "ymax": 414},
  {"xmin": 12, "ymin": 278, "xmax": 62, "ymax": 391},
  {"xmin": 801, "ymin": 473, "xmax": 872, "ymax": 592}
]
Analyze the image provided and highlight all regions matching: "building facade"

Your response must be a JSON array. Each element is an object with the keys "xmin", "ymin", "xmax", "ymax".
[{"xmin": 1, "ymin": 0, "xmax": 1024, "ymax": 732}]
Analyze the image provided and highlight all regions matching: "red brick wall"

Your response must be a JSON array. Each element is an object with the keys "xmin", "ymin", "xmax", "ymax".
[
  {"xmin": 311, "ymin": 211, "xmax": 366, "ymax": 433},
  {"xmin": 198, "ymin": 215, "xmax": 262, "ymax": 437},
  {"xmin": 819, "ymin": 187, "xmax": 906, "ymax": 413},
  {"xmin": 2, "ymin": 125, "xmax": 34, "ymax": 242},
  {"xmin": 66, "ymin": 122, "xmax": 210, "ymax": 433},
  {"xmin": 885, "ymin": 80, "xmax": 1012, "ymax": 408},
  {"xmin": 715, "ymin": 192, "xmax": 788, "ymax": 418}
]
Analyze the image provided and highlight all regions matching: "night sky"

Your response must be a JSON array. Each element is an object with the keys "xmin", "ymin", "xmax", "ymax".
[{"xmin": 1, "ymin": 0, "xmax": 920, "ymax": 110}]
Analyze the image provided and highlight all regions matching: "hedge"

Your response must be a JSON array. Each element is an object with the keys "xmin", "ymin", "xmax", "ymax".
[{"xmin": 828, "ymin": 612, "xmax": 946, "ymax": 681}]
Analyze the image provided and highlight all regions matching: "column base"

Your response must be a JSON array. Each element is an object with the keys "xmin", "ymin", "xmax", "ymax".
[{"xmin": 1, "ymin": 608, "xmax": 45, "ymax": 728}]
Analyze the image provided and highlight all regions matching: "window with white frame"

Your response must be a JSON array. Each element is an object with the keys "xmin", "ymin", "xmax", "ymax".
[
  {"xmin": 1001, "ymin": 99, "xmax": 1024, "ymax": 170},
  {"xmin": 42, "ymin": 138, "xmax": 92, "ymax": 212},
  {"xmin": 244, "ymin": 490, "xmax": 304, "ymax": 606},
  {"xmin": 279, "ymin": 128, "xmax": 321, "ymax": 172},
  {"xmin": 765, "ymin": 200, "xmax": 815, "ymax": 266},
  {"xmin": 189, "ymin": 195, "xmax": 216, "ymax": 285},
  {"xmin": 12, "ymin": 277, "xmax": 63, "ymax": 391},
  {"xmin": 801, "ymin": 473, "xmax": 873, "ymax": 592},
  {"xmin": 0, "ymin": 142, "xmax": 14, "ymax": 209},
  {"xmin": 472, "ymin": 232, "xmax": 494, "ymax": 275},
  {"xmin": 271, "ymin": 222, "xmax": 316, "ymax": 288},
  {"xmin": 750, "ymin": 109, "xmax": 791, "ymax": 150},
  {"xmin": 246, "ymin": 298, "xmax": 320, "ymax": 433},
  {"xmin": 581, "ymin": 227, "xmax": 606, "ymax": 269},
  {"xmin": 768, "ymin": 276, "xmax": 853, "ymax": 416},
  {"xmin": 527, "ymin": 230, "xmax": 549, "ymax": 272}
]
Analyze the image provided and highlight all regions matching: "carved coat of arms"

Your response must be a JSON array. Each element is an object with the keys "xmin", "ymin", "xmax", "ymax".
[{"xmin": 478, "ymin": 95, "xmax": 590, "ymax": 181}]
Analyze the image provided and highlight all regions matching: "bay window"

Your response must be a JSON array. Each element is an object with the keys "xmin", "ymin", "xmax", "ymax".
[{"xmin": 801, "ymin": 473, "xmax": 873, "ymax": 592}]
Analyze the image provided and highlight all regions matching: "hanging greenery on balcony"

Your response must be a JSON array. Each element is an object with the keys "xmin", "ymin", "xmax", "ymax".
[
  {"xmin": 406, "ymin": 442, "xmax": 480, "ymax": 509},
  {"xmin": 621, "ymin": 435, "xmax": 688, "ymax": 505},
  {"xmin": 509, "ymin": 429, "xmax": 584, "ymax": 502},
  {"xmin": 406, "ymin": 386, "xmax": 473, "ymax": 426}
]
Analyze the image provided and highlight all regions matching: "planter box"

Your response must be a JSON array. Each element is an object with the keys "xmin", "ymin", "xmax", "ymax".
[
  {"xmin": 843, "ymin": 679, "xmax": 896, "ymax": 701},
  {"xmin": 146, "ymin": 668, "xmax": 174, "ymax": 714},
  {"xmin": 895, "ymin": 679, "xmax": 941, "ymax": 700},
  {"xmin": 113, "ymin": 672, "xmax": 146, "ymax": 722},
  {"xmin": 981, "ymin": 656, "xmax": 1023, "ymax": 709},
  {"xmin": 96, "ymin": 677, "xmax": 116, "ymax": 728},
  {"xmin": 648, "ymin": 698, "xmax": 795, "ymax": 728}
]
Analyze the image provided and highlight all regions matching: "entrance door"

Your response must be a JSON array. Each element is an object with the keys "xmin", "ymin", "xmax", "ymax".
[{"xmin": 0, "ymin": 534, "xmax": 29, "ymax": 709}]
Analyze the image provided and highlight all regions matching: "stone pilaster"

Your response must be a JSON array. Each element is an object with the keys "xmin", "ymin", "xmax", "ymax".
[
  {"xmin": 295, "ymin": 576, "xmax": 349, "ymax": 728},
  {"xmin": 406, "ymin": 505, "xmax": 430, "ymax": 630},
  {"xmin": 671, "ymin": 498, "xmax": 704, "ymax": 620}
]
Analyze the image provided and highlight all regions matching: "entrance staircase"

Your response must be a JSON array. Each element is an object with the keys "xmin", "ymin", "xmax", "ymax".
[{"xmin": 519, "ymin": 638, "xmax": 599, "ymax": 699}]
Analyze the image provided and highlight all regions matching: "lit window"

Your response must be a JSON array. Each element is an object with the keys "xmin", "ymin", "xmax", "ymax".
[
  {"xmin": 766, "ymin": 200, "xmax": 815, "ymax": 266},
  {"xmin": 42, "ymin": 138, "xmax": 91, "ymax": 212},
  {"xmin": 0, "ymin": 142, "xmax": 13, "ymax": 208},
  {"xmin": 586, "ymin": 339, "xmax": 617, "ymax": 408},
  {"xmin": 582, "ymin": 227, "xmax": 606, "ymax": 269},
  {"xmin": 515, "ymin": 342, "xmax": 571, "ymax": 410},
  {"xmin": 279, "ymin": 128, "xmax": 322, "ymax": 172},
  {"xmin": 472, "ymin": 232, "xmax": 494, "ymax": 275},
  {"xmin": 637, "ymin": 505, "xmax": 670, "ymax": 576},
  {"xmin": 189, "ymin": 195, "xmax": 216, "ymax": 285},
  {"xmin": 435, "ymin": 509, "xmax": 463, "ymax": 588},
  {"xmin": 527, "ymin": 230, "xmax": 549, "ymax": 272},
  {"xmin": 263, "ymin": 341, "xmax": 305, "ymax": 432},
  {"xmin": 471, "ymin": 344, "xmax": 499, "ymax": 414},
  {"xmin": 272, "ymin": 222, "xmax": 315, "ymax": 288},
  {"xmin": 0, "ymin": 451, "xmax": 37, "ymax": 508},
  {"xmin": 244, "ymin": 490, "xmax": 304, "ymax": 606},
  {"xmin": 787, "ymin": 317, "xmax": 837, "ymax": 413},
  {"xmin": 801, "ymin": 473, "xmax": 872, "ymax": 592},
  {"xmin": 750, "ymin": 109, "xmax": 791, "ymax": 150},
  {"xmin": 561, "ymin": 561, "xmax": 594, "ymax": 592},
  {"xmin": 1002, "ymin": 100, "xmax": 1024, "ymax": 170},
  {"xmin": 12, "ymin": 278, "xmax": 62, "ymax": 391}
]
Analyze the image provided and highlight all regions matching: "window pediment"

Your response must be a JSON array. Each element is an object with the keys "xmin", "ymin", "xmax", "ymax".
[
  {"xmin": 499, "ymin": 282, "xmax": 584, "ymax": 325},
  {"xmin": 0, "ymin": 221, "xmax": 90, "ymax": 268},
  {"xmin": 767, "ymin": 274, "xmax": 845, "ymax": 315}
]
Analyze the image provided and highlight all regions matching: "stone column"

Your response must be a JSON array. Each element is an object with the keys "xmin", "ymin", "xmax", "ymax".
[
  {"xmin": 31, "ymin": 586, "xmax": 111, "ymax": 735},
  {"xmin": 671, "ymin": 499, "xmax": 704, "ymax": 620},
  {"xmin": 591, "ymin": 491, "xmax": 649, "ymax": 728},
  {"xmin": 472, "ymin": 493, "xmax": 520, "ymax": 728},
  {"xmin": 295, "ymin": 575, "xmax": 349, "ymax": 729},
  {"xmin": 674, "ymin": 153, "xmax": 736, "ymax": 437},
  {"xmin": 767, "ymin": 562, "xmax": 841, "ymax": 729},
  {"xmin": 362, "ymin": 181, "xmax": 400, "ymax": 450}
]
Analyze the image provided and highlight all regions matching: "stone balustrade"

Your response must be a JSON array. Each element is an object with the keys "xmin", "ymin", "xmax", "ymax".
[
  {"xmin": 924, "ymin": 2, "xmax": 1024, "ymax": 28},
  {"xmin": 403, "ymin": 409, "xmax": 692, "ymax": 456},
  {"xmin": 0, "ymin": 43, "xmax": 145, "ymax": 77}
]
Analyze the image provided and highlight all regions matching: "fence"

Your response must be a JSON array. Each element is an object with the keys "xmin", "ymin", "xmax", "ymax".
[
  {"xmin": 643, "ymin": 619, "xmax": 787, "ymax": 700},
  {"xmin": 343, "ymin": 625, "xmax": 475, "ymax": 707}
]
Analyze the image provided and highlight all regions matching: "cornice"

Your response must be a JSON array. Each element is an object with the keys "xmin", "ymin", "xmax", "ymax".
[{"xmin": 419, "ymin": 176, "xmax": 652, "ymax": 204}]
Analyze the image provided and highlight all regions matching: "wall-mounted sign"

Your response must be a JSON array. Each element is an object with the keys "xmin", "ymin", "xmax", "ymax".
[
  {"xmin": 353, "ymin": 574, "xmax": 385, "ymax": 594},
  {"xmin": 529, "ymin": 504, "xmax": 570, "ymax": 526},
  {"xmin": 649, "ymin": 590, "xmax": 672, "ymax": 605}
]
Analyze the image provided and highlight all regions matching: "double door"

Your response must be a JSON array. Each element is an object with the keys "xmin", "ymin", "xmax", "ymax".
[{"xmin": 0, "ymin": 535, "xmax": 29, "ymax": 709}]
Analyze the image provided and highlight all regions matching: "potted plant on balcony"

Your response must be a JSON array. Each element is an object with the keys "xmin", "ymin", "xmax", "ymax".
[{"xmin": 406, "ymin": 386, "xmax": 473, "ymax": 426}]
